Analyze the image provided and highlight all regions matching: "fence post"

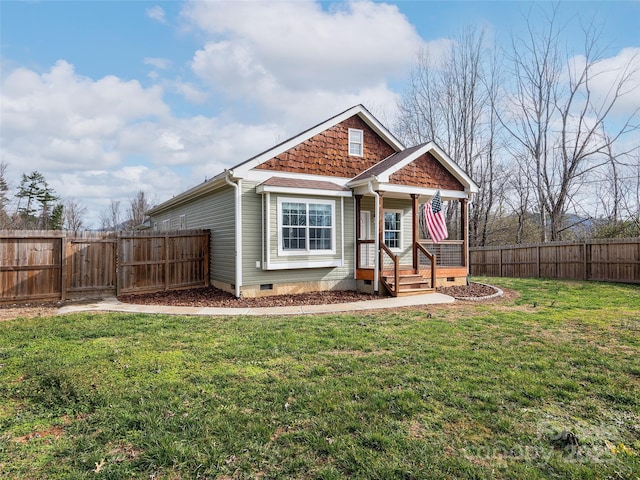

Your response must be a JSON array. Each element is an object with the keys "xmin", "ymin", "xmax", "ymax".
[
  {"xmin": 165, "ymin": 232, "xmax": 170, "ymax": 292},
  {"xmin": 60, "ymin": 235, "xmax": 68, "ymax": 302},
  {"xmin": 115, "ymin": 232, "xmax": 120, "ymax": 296},
  {"xmin": 204, "ymin": 230, "xmax": 211, "ymax": 287},
  {"xmin": 498, "ymin": 247, "xmax": 503, "ymax": 278}
]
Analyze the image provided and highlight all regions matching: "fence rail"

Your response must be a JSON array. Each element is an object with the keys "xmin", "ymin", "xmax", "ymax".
[
  {"xmin": 469, "ymin": 238, "xmax": 640, "ymax": 284},
  {"xmin": 0, "ymin": 230, "xmax": 210, "ymax": 304}
]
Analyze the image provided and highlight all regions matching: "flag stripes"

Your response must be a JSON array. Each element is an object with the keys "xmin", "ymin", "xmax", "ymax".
[{"xmin": 424, "ymin": 190, "xmax": 448, "ymax": 243}]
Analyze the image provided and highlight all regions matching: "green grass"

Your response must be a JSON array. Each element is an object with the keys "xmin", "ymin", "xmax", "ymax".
[{"xmin": 0, "ymin": 277, "xmax": 639, "ymax": 479}]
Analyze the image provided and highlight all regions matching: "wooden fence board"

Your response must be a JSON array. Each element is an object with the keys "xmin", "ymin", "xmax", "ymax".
[
  {"xmin": 470, "ymin": 238, "xmax": 640, "ymax": 284},
  {"xmin": 1, "ymin": 230, "xmax": 210, "ymax": 304}
]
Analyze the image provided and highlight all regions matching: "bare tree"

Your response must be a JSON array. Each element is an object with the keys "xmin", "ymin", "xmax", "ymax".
[
  {"xmin": 397, "ymin": 26, "xmax": 503, "ymax": 246},
  {"xmin": 0, "ymin": 161, "xmax": 10, "ymax": 228},
  {"xmin": 127, "ymin": 190, "xmax": 152, "ymax": 229},
  {"xmin": 502, "ymin": 4, "xmax": 639, "ymax": 241},
  {"xmin": 63, "ymin": 199, "xmax": 87, "ymax": 232},
  {"xmin": 100, "ymin": 200, "xmax": 122, "ymax": 232}
]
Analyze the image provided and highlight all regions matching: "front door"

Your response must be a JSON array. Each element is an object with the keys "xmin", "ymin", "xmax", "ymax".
[{"xmin": 359, "ymin": 211, "xmax": 374, "ymax": 267}]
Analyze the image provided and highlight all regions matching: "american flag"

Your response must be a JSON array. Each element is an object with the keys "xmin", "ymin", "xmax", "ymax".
[{"xmin": 425, "ymin": 191, "xmax": 448, "ymax": 243}]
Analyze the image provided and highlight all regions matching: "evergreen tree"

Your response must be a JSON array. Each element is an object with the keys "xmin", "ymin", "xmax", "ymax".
[{"xmin": 16, "ymin": 171, "xmax": 60, "ymax": 229}]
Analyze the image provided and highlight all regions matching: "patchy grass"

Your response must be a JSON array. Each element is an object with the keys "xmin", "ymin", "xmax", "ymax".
[{"xmin": 0, "ymin": 278, "xmax": 638, "ymax": 479}]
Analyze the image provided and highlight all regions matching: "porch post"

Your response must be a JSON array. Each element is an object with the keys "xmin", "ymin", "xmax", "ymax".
[
  {"xmin": 377, "ymin": 191, "xmax": 384, "ymax": 296},
  {"xmin": 411, "ymin": 194, "xmax": 419, "ymax": 271},
  {"xmin": 461, "ymin": 198, "xmax": 469, "ymax": 269},
  {"xmin": 355, "ymin": 195, "xmax": 362, "ymax": 270}
]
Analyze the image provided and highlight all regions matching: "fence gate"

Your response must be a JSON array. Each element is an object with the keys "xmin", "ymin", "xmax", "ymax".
[{"xmin": 117, "ymin": 231, "xmax": 210, "ymax": 295}]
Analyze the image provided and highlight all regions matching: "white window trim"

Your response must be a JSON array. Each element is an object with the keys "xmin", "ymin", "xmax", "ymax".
[
  {"xmin": 348, "ymin": 128, "xmax": 363, "ymax": 157},
  {"xmin": 277, "ymin": 197, "xmax": 336, "ymax": 256},
  {"xmin": 162, "ymin": 219, "xmax": 171, "ymax": 231},
  {"xmin": 179, "ymin": 214, "xmax": 186, "ymax": 230},
  {"xmin": 383, "ymin": 209, "xmax": 403, "ymax": 252}
]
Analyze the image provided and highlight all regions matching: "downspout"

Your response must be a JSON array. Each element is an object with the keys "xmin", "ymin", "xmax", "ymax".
[
  {"xmin": 365, "ymin": 181, "xmax": 380, "ymax": 293},
  {"xmin": 225, "ymin": 171, "xmax": 242, "ymax": 298}
]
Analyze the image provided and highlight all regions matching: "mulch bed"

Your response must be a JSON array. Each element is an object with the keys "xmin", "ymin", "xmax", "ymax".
[{"xmin": 117, "ymin": 282, "xmax": 500, "ymax": 309}]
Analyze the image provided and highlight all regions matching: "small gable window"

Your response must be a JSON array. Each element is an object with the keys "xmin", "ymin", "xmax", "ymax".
[{"xmin": 348, "ymin": 128, "xmax": 363, "ymax": 157}]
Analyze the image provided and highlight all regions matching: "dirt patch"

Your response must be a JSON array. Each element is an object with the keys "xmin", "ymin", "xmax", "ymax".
[
  {"xmin": 13, "ymin": 425, "xmax": 65, "ymax": 444},
  {"xmin": 0, "ymin": 302, "xmax": 61, "ymax": 322}
]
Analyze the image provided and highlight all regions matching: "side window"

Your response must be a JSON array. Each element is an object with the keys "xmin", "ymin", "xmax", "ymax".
[
  {"xmin": 179, "ymin": 215, "xmax": 186, "ymax": 230},
  {"xmin": 162, "ymin": 219, "xmax": 170, "ymax": 231},
  {"xmin": 348, "ymin": 128, "xmax": 363, "ymax": 157}
]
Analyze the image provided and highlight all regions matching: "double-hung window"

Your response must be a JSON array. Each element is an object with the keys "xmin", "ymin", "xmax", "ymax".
[
  {"xmin": 384, "ymin": 210, "xmax": 402, "ymax": 250},
  {"xmin": 279, "ymin": 198, "xmax": 335, "ymax": 255},
  {"xmin": 348, "ymin": 128, "xmax": 363, "ymax": 156}
]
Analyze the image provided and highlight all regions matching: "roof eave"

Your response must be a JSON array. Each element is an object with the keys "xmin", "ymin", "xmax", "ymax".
[{"xmin": 146, "ymin": 173, "xmax": 228, "ymax": 216}]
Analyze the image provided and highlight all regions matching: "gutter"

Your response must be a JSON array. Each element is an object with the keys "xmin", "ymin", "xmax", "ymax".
[
  {"xmin": 224, "ymin": 171, "xmax": 242, "ymax": 298},
  {"xmin": 365, "ymin": 181, "xmax": 380, "ymax": 293}
]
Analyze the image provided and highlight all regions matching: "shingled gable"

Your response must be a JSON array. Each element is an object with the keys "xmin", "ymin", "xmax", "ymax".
[
  {"xmin": 348, "ymin": 141, "xmax": 479, "ymax": 194},
  {"xmin": 231, "ymin": 104, "xmax": 404, "ymax": 179}
]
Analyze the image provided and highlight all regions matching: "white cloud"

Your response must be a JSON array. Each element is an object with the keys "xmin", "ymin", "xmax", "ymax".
[
  {"xmin": 171, "ymin": 81, "xmax": 209, "ymax": 104},
  {"xmin": 1, "ymin": 61, "xmax": 168, "ymax": 143},
  {"xmin": 0, "ymin": 61, "xmax": 176, "ymax": 226},
  {"xmin": 581, "ymin": 47, "xmax": 640, "ymax": 119},
  {"xmin": 146, "ymin": 5, "xmax": 167, "ymax": 24},
  {"xmin": 183, "ymin": 0, "xmax": 434, "ymax": 127},
  {"xmin": 144, "ymin": 57, "xmax": 172, "ymax": 70}
]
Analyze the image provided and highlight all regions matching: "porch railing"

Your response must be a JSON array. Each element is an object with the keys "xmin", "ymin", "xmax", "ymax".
[
  {"xmin": 415, "ymin": 242, "xmax": 436, "ymax": 288},
  {"xmin": 420, "ymin": 240, "xmax": 464, "ymax": 267},
  {"xmin": 380, "ymin": 243, "xmax": 399, "ymax": 296}
]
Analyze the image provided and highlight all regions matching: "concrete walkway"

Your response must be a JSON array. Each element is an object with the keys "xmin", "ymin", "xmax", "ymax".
[{"xmin": 57, "ymin": 293, "xmax": 455, "ymax": 317}]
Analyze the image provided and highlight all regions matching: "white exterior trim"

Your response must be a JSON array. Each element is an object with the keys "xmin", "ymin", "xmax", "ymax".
[
  {"xmin": 348, "ymin": 128, "xmax": 364, "ymax": 157},
  {"xmin": 256, "ymin": 184, "xmax": 352, "ymax": 197},
  {"xmin": 383, "ymin": 208, "xmax": 404, "ymax": 252},
  {"xmin": 265, "ymin": 192, "xmax": 271, "ymax": 270},
  {"xmin": 265, "ymin": 259, "xmax": 343, "ymax": 270},
  {"xmin": 374, "ymin": 142, "xmax": 479, "ymax": 193},
  {"xmin": 276, "ymin": 197, "xmax": 336, "ymax": 256},
  {"xmin": 224, "ymin": 174, "xmax": 242, "ymax": 298}
]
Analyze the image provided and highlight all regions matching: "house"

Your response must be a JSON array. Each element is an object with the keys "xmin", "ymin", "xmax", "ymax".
[{"xmin": 146, "ymin": 105, "xmax": 479, "ymax": 298}]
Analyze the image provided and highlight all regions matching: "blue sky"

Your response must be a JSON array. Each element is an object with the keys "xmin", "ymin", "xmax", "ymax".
[{"xmin": 1, "ymin": 1, "xmax": 639, "ymax": 227}]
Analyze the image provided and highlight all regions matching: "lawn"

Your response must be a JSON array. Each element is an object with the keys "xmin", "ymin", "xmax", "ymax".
[{"xmin": 0, "ymin": 278, "xmax": 638, "ymax": 479}]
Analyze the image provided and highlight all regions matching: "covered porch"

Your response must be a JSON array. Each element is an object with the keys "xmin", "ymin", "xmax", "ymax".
[{"xmin": 353, "ymin": 191, "xmax": 470, "ymax": 297}]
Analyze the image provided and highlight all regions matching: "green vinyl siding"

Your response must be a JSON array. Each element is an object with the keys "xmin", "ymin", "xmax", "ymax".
[
  {"xmin": 241, "ymin": 182, "xmax": 355, "ymax": 286},
  {"xmin": 149, "ymin": 185, "xmax": 236, "ymax": 285}
]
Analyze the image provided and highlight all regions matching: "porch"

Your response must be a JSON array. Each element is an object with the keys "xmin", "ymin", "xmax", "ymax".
[{"xmin": 354, "ymin": 193, "xmax": 470, "ymax": 297}]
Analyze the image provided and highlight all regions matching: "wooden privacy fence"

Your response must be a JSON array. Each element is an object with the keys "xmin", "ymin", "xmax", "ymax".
[
  {"xmin": 470, "ymin": 238, "xmax": 640, "ymax": 284},
  {"xmin": 0, "ymin": 230, "xmax": 210, "ymax": 304}
]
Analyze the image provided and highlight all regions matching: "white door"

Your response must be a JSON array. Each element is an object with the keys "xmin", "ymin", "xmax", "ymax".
[{"xmin": 359, "ymin": 211, "xmax": 374, "ymax": 267}]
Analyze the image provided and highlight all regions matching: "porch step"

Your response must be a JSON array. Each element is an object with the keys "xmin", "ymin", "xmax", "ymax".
[
  {"xmin": 382, "ymin": 273, "xmax": 435, "ymax": 296},
  {"xmin": 396, "ymin": 287, "xmax": 436, "ymax": 297}
]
